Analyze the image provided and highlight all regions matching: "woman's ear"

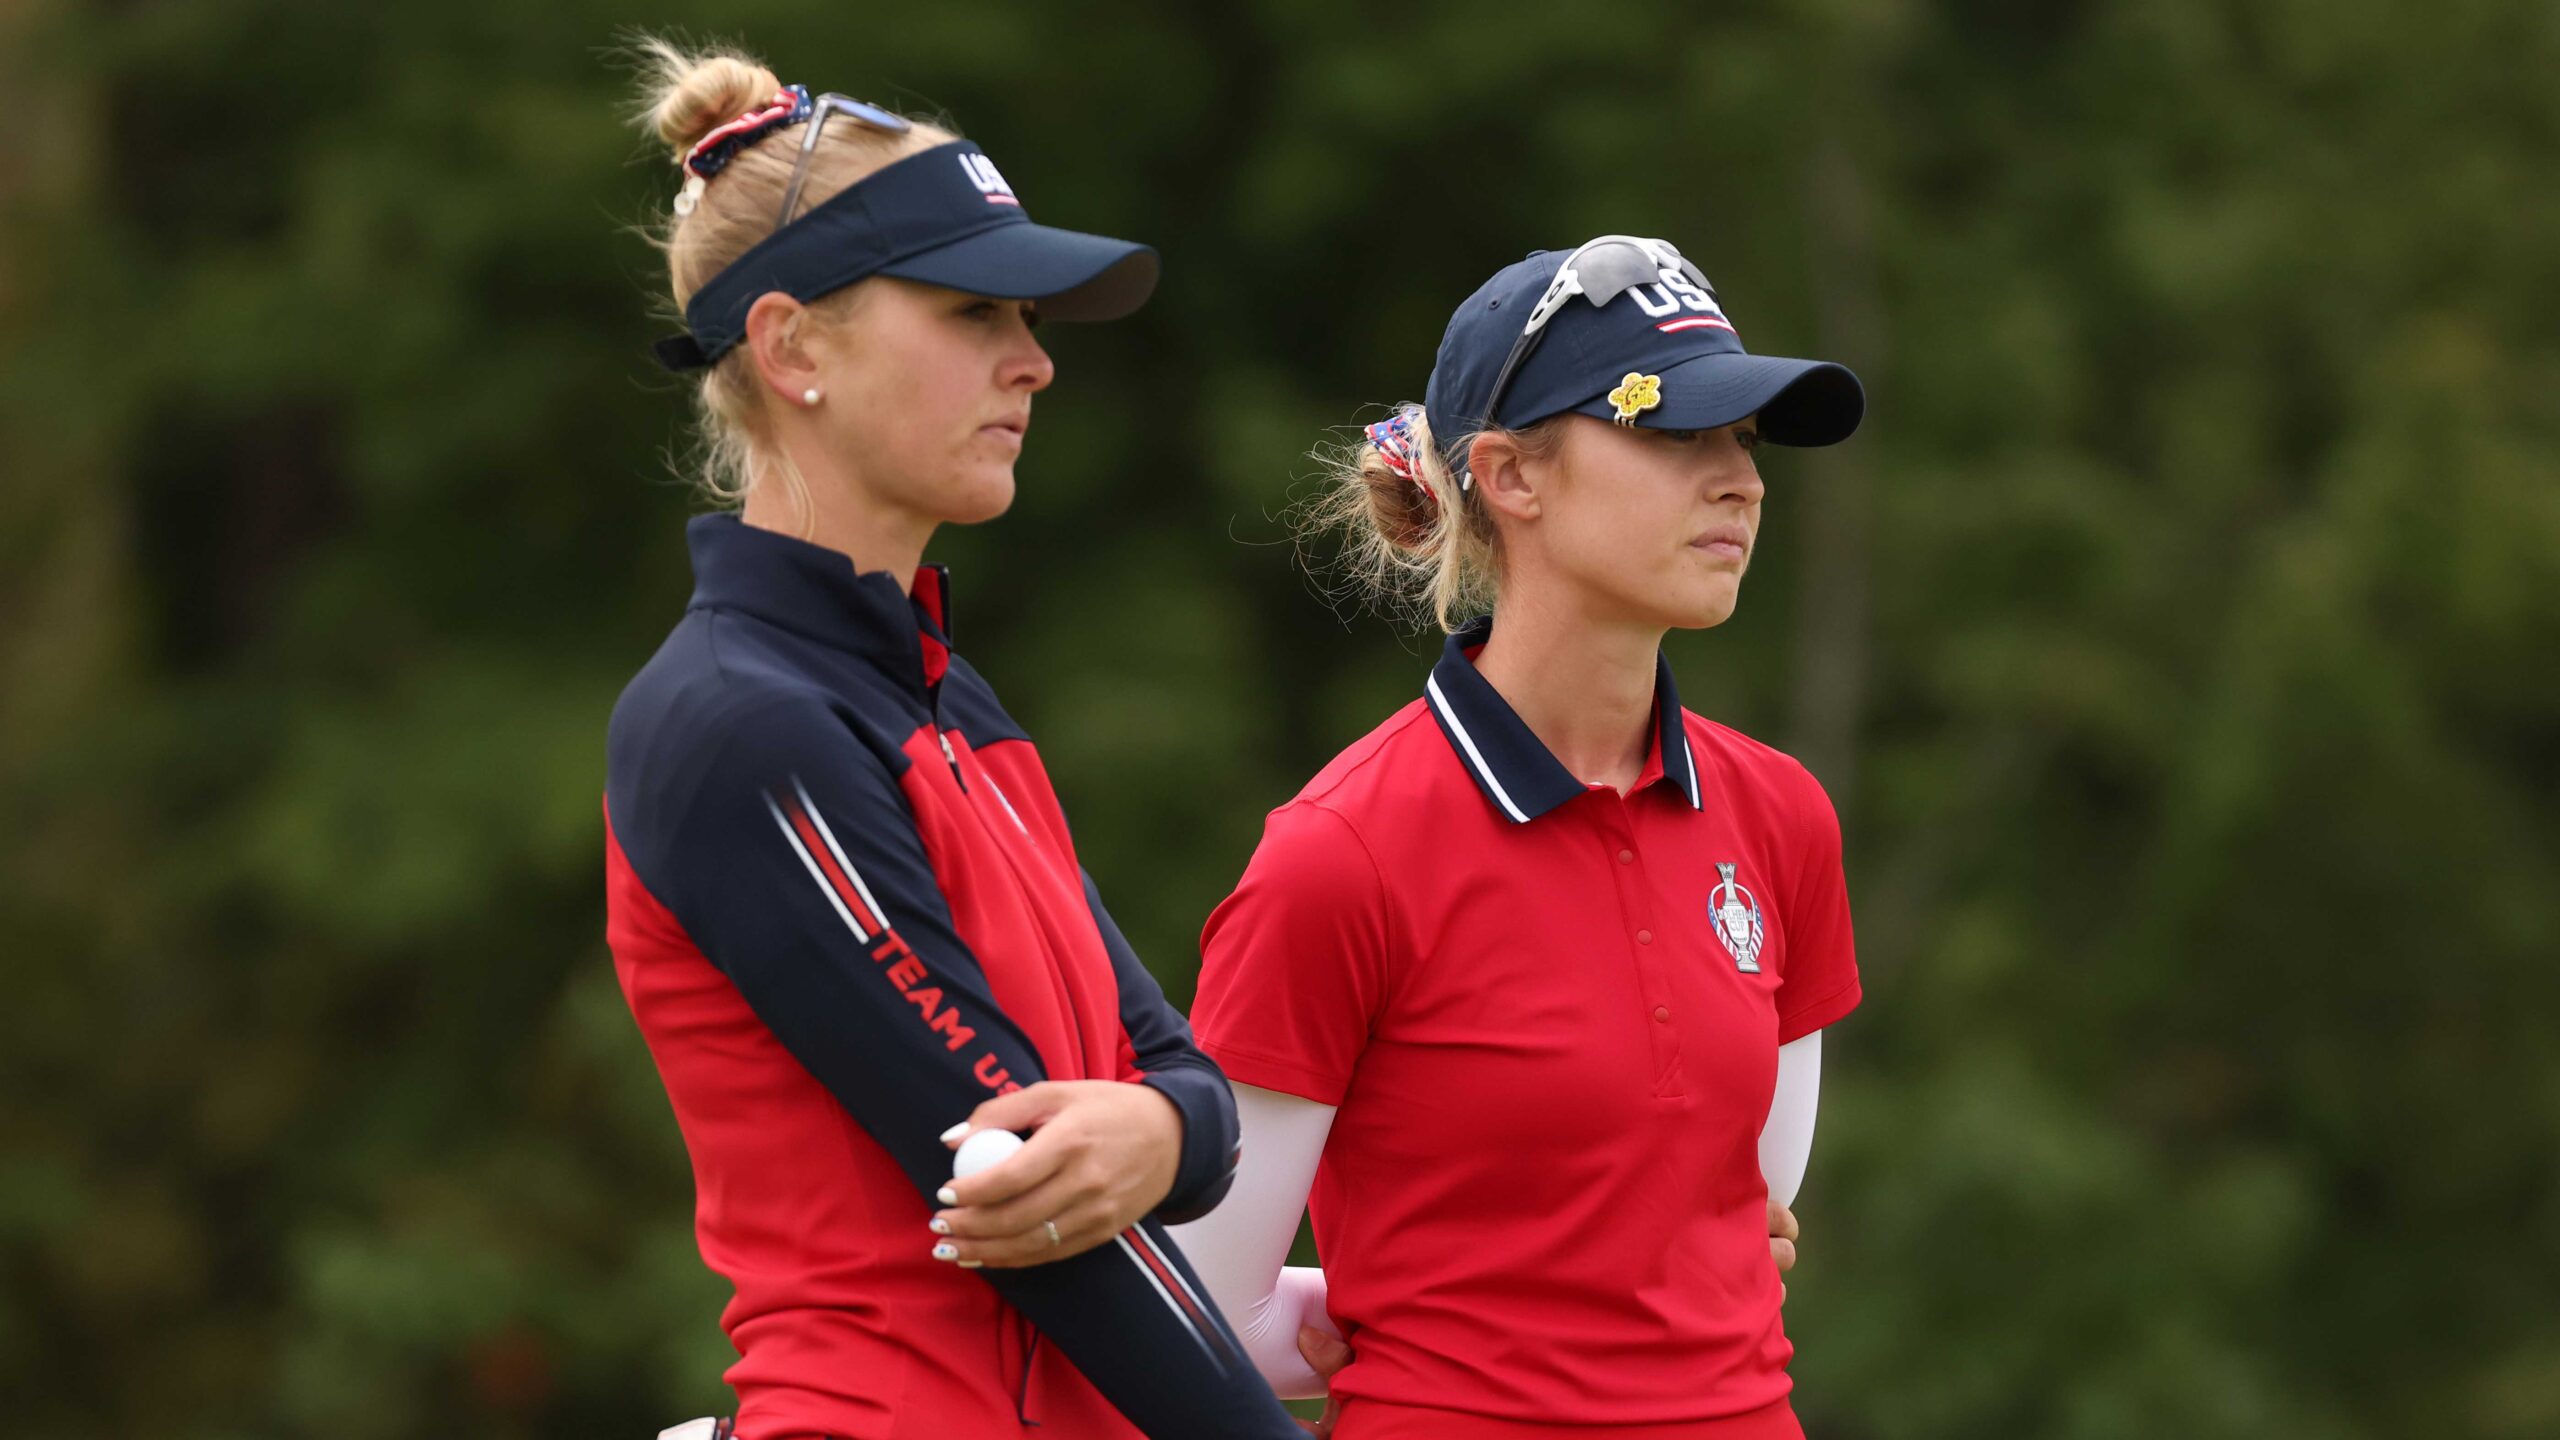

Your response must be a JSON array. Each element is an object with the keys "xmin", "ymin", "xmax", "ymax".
[
  {"xmin": 743, "ymin": 292, "xmax": 820, "ymax": 408},
  {"xmin": 1469, "ymin": 430, "xmax": 1544, "ymax": 524}
]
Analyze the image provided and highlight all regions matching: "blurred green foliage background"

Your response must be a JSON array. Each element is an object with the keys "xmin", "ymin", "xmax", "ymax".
[{"xmin": 4, "ymin": 1, "xmax": 2556, "ymax": 1436}]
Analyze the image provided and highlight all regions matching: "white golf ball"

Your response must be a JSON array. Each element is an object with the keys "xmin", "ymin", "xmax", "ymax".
[{"xmin": 952, "ymin": 1127, "xmax": 1025, "ymax": 1179}]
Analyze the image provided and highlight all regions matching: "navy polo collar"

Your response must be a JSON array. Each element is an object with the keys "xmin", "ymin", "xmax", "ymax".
[
  {"xmin": 1423, "ymin": 615, "xmax": 1704, "ymax": 823},
  {"xmin": 683, "ymin": 514, "xmax": 953, "ymax": 692}
]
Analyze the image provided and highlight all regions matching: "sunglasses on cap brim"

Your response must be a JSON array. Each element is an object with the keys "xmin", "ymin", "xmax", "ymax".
[
  {"xmin": 773, "ymin": 94, "xmax": 915, "ymax": 230},
  {"xmin": 1475, "ymin": 235, "xmax": 1715, "ymax": 445}
]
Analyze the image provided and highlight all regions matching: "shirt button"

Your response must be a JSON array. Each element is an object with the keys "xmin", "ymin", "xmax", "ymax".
[
  {"xmin": 1653, "ymin": 1006, "xmax": 1671, "ymax": 1023},
  {"xmin": 1636, "ymin": 929, "xmax": 1653, "ymax": 945},
  {"xmin": 1617, "ymin": 849, "xmax": 1635, "ymax": 864}
]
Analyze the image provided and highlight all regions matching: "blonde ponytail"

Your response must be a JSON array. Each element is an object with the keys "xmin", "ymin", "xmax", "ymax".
[{"xmin": 1293, "ymin": 406, "xmax": 1530, "ymax": 632}]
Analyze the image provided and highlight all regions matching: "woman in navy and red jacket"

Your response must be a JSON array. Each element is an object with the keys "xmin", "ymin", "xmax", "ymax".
[{"xmin": 603, "ymin": 41, "xmax": 1297, "ymax": 1440}]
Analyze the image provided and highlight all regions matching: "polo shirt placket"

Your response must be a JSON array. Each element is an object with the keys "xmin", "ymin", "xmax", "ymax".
[{"xmin": 1424, "ymin": 619, "xmax": 1709, "ymax": 1100}]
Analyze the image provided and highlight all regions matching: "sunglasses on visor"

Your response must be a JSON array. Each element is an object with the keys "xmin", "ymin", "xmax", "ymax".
[
  {"xmin": 773, "ymin": 94, "xmax": 916, "ymax": 229},
  {"xmin": 1473, "ymin": 235, "xmax": 1717, "ymax": 445}
]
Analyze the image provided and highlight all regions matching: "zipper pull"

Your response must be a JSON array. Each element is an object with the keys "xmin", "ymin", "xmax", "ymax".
[{"xmin": 939, "ymin": 731, "xmax": 967, "ymax": 792}]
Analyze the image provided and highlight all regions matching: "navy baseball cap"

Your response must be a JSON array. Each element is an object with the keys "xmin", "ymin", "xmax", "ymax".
[
  {"xmin": 1423, "ymin": 238, "xmax": 1863, "ymax": 467},
  {"xmin": 655, "ymin": 139, "xmax": 1157, "ymax": 371}
]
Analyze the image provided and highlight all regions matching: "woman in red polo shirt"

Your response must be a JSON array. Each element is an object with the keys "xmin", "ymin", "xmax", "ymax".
[{"xmin": 1174, "ymin": 237, "xmax": 1867, "ymax": 1437}]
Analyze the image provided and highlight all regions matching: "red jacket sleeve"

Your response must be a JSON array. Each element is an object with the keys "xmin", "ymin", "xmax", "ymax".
[{"xmin": 1082, "ymin": 868, "xmax": 1243, "ymax": 1223}]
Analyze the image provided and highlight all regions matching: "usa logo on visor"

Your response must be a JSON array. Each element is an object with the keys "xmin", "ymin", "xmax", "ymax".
[
  {"xmin": 1617, "ymin": 260, "xmax": 1740, "ymax": 333},
  {"xmin": 1641, "ymin": 269, "xmax": 1734, "ymax": 335},
  {"xmin": 959, "ymin": 152, "xmax": 1020, "ymax": 205}
]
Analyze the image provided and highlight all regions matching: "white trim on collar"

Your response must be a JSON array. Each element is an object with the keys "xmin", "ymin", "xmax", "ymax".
[{"xmin": 1425, "ymin": 672, "xmax": 1531, "ymax": 824}]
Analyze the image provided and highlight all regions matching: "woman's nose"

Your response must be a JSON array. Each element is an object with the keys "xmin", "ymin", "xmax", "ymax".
[
  {"xmin": 1007, "ymin": 332, "xmax": 1055, "ymax": 394},
  {"xmin": 1712, "ymin": 449, "xmax": 1765, "ymax": 505}
]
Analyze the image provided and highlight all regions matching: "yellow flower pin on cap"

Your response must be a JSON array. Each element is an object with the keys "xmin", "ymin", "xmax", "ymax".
[{"xmin": 1608, "ymin": 372, "xmax": 1662, "ymax": 425}]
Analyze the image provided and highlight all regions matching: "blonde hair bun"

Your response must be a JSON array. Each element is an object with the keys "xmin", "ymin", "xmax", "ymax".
[
  {"xmin": 1295, "ymin": 404, "xmax": 1510, "ymax": 631},
  {"xmin": 637, "ymin": 40, "xmax": 784, "ymax": 160}
]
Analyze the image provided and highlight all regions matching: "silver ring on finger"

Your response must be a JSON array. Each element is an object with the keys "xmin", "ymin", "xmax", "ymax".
[{"xmin": 1044, "ymin": 1219, "xmax": 1062, "ymax": 1248}]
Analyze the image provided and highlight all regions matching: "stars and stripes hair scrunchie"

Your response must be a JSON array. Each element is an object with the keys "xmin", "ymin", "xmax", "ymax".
[
  {"xmin": 675, "ymin": 84, "xmax": 814, "ymax": 215},
  {"xmin": 1364, "ymin": 412, "xmax": 1434, "ymax": 506}
]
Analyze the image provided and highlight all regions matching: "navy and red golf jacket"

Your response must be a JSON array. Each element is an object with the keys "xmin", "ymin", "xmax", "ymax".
[{"xmin": 604, "ymin": 514, "xmax": 1294, "ymax": 1439}]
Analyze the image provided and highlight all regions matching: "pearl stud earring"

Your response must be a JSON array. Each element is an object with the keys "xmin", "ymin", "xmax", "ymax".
[{"xmin": 802, "ymin": 388, "xmax": 822, "ymax": 406}]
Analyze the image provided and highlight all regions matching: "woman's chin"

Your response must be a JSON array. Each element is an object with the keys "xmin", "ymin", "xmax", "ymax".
[
  {"xmin": 941, "ymin": 470, "xmax": 1018, "ymax": 525},
  {"xmin": 1667, "ymin": 580, "xmax": 1743, "ymax": 631}
]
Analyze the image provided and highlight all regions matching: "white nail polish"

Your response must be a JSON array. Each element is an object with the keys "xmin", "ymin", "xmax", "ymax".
[
  {"xmin": 932, "ymin": 1242, "xmax": 959, "ymax": 1262},
  {"xmin": 929, "ymin": 1218, "xmax": 950, "ymax": 1235},
  {"xmin": 936, "ymin": 1185, "xmax": 958, "ymax": 1206},
  {"xmin": 940, "ymin": 1121, "xmax": 972, "ymax": 1144}
]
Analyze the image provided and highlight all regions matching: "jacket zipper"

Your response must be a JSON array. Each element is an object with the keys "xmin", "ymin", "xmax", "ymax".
[
  {"xmin": 1014, "ymin": 1318, "xmax": 1043, "ymax": 1427},
  {"xmin": 940, "ymin": 730, "xmax": 969, "ymax": 793}
]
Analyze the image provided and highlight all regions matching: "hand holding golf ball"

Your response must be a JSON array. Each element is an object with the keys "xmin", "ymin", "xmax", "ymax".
[
  {"xmin": 952, "ymin": 1126, "xmax": 1025, "ymax": 1179},
  {"xmin": 927, "ymin": 1079, "xmax": 1186, "ymax": 1269}
]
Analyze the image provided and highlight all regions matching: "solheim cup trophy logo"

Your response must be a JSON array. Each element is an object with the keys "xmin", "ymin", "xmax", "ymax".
[{"xmin": 1710, "ymin": 863, "xmax": 1764, "ymax": 974}]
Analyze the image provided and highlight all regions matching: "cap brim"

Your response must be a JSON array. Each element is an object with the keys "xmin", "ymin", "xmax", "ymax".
[
  {"xmin": 1570, "ymin": 351, "xmax": 1864, "ymax": 447},
  {"xmin": 877, "ymin": 223, "xmax": 1159, "ymax": 321}
]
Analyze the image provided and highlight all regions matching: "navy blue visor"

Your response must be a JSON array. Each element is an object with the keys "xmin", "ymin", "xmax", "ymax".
[
  {"xmin": 654, "ymin": 140, "xmax": 1158, "ymax": 372},
  {"xmin": 1426, "ymin": 240, "xmax": 1864, "ymax": 473}
]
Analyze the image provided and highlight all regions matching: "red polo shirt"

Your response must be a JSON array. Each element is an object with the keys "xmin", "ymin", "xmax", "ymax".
[{"xmin": 1190, "ymin": 618, "xmax": 1860, "ymax": 1435}]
